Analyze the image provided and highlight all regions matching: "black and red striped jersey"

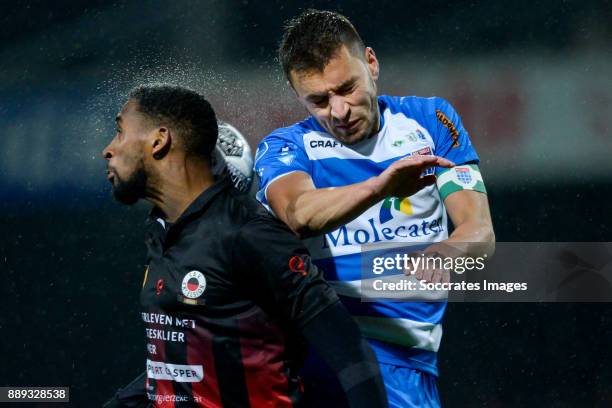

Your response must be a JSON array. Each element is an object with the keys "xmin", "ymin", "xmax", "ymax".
[{"xmin": 140, "ymin": 178, "xmax": 339, "ymax": 407}]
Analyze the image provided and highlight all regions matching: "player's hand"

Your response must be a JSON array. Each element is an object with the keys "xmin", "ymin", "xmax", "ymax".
[
  {"xmin": 372, "ymin": 155, "xmax": 454, "ymax": 199},
  {"xmin": 404, "ymin": 251, "xmax": 451, "ymax": 284}
]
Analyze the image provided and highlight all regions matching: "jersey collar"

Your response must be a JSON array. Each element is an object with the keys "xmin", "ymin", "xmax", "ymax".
[
  {"xmin": 377, "ymin": 96, "xmax": 387, "ymax": 132},
  {"xmin": 146, "ymin": 176, "xmax": 232, "ymax": 231}
]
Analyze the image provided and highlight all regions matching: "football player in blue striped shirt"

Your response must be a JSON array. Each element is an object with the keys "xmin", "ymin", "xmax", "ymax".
[{"xmin": 255, "ymin": 9, "xmax": 495, "ymax": 408}]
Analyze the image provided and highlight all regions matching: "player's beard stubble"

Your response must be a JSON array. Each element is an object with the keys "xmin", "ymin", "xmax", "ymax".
[{"xmin": 112, "ymin": 159, "xmax": 147, "ymax": 205}]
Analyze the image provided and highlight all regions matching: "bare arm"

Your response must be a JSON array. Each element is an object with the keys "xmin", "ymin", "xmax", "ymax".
[
  {"xmin": 267, "ymin": 155, "xmax": 454, "ymax": 238},
  {"xmin": 444, "ymin": 189, "xmax": 495, "ymax": 256},
  {"xmin": 413, "ymin": 190, "xmax": 496, "ymax": 283}
]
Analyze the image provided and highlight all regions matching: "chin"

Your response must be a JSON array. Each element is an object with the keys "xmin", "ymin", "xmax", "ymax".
[
  {"xmin": 338, "ymin": 129, "xmax": 368, "ymax": 145},
  {"xmin": 111, "ymin": 167, "xmax": 147, "ymax": 205},
  {"xmin": 112, "ymin": 187, "xmax": 141, "ymax": 205}
]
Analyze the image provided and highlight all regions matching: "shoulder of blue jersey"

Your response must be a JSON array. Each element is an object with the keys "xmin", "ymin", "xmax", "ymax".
[
  {"xmin": 380, "ymin": 95, "xmax": 447, "ymax": 119},
  {"xmin": 255, "ymin": 117, "xmax": 320, "ymax": 165},
  {"xmin": 267, "ymin": 116, "xmax": 321, "ymax": 139}
]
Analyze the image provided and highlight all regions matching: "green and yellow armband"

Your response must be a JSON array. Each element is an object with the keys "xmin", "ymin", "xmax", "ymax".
[{"xmin": 436, "ymin": 164, "xmax": 487, "ymax": 201}]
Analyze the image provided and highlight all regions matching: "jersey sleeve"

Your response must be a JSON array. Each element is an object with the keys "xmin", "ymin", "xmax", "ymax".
[
  {"xmin": 422, "ymin": 97, "xmax": 480, "ymax": 174},
  {"xmin": 232, "ymin": 215, "xmax": 339, "ymax": 328},
  {"xmin": 254, "ymin": 132, "xmax": 311, "ymax": 211},
  {"xmin": 422, "ymin": 97, "xmax": 488, "ymax": 198}
]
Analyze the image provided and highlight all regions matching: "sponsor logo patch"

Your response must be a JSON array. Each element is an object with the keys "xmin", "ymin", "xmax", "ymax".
[
  {"xmin": 288, "ymin": 256, "xmax": 307, "ymax": 276},
  {"xmin": 410, "ymin": 146, "xmax": 433, "ymax": 156},
  {"xmin": 379, "ymin": 197, "xmax": 413, "ymax": 224},
  {"xmin": 181, "ymin": 271, "xmax": 207, "ymax": 299},
  {"xmin": 435, "ymin": 109, "xmax": 460, "ymax": 148},
  {"xmin": 147, "ymin": 359, "xmax": 204, "ymax": 382},
  {"xmin": 323, "ymin": 216, "xmax": 444, "ymax": 249}
]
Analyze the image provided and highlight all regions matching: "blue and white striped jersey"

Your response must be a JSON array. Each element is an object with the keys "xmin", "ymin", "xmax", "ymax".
[{"xmin": 255, "ymin": 95, "xmax": 479, "ymax": 375}]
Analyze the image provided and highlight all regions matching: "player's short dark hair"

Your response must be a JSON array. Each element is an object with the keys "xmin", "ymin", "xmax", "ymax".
[
  {"xmin": 279, "ymin": 9, "xmax": 365, "ymax": 81},
  {"xmin": 128, "ymin": 84, "xmax": 218, "ymax": 159}
]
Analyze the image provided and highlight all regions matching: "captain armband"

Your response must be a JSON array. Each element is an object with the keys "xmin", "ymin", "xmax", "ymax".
[{"xmin": 436, "ymin": 164, "xmax": 487, "ymax": 201}]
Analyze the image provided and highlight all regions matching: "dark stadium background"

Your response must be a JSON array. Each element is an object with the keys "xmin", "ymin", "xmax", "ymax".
[{"xmin": 1, "ymin": 1, "xmax": 611, "ymax": 406}]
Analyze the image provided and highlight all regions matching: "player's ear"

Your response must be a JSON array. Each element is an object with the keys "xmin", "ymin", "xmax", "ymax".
[
  {"xmin": 364, "ymin": 47, "xmax": 379, "ymax": 81},
  {"xmin": 151, "ymin": 126, "xmax": 171, "ymax": 160}
]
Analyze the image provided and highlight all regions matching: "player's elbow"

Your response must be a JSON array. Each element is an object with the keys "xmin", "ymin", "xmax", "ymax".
[
  {"xmin": 287, "ymin": 213, "xmax": 318, "ymax": 239},
  {"xmin": 482, "ymin": 222, "xmax": 496, "ymax": 256},
  {"xmin": 285, "ymin": 203, "xmax": 321, "ymax": 239},
  {"xmin": 463, "ymin": 220, "xmax": 495, "ymax": 257}
]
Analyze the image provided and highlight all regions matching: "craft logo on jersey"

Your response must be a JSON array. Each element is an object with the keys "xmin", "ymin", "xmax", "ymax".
[
  {"xmin": 309, "ymin": 140, "xmax": 344, "ymax": 148},
  {"xmin": 181, "ymin": 271, "xmax": 206, "ymax": 299},
  {"xmin": 379, "ymin": 197, "xmax": 413, "ymax": 224}
]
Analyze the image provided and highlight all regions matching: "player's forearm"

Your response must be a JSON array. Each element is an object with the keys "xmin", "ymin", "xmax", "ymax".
[
  {"xmin": 287, "ymin": 177, "xmax": 381, "ymax": 238},
  {"xmin": 441, "ymin": 220, "xmax": 496, "ymax": 258}
]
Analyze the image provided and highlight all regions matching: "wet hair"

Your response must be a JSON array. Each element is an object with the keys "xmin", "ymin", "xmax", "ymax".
[
  {"xmin": 279, "ymin": 9, "xmax": 365, "ymax": 80},
  {"xmin": 128, "ymin": 84, "xmax": 218, "ymax": 159}
]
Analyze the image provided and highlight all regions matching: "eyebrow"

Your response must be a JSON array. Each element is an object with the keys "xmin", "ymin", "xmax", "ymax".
[{"xmin": 305, "ymin": 76, "xmax": 358, "ymax": 101}]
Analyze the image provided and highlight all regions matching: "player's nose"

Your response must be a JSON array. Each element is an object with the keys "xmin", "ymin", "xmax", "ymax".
[
  {"xmin": 330, "ymin": 96, "xmax": 350, "ymax": 122},
  {"xmin": 102, "ymin": 143, "xmax": 113, "ymax": 160}
]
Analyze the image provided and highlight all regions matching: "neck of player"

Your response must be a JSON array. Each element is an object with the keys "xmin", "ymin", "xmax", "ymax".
[{"xmin": 145, "ymin": 155, "xmax": 215, "ymax": 223}]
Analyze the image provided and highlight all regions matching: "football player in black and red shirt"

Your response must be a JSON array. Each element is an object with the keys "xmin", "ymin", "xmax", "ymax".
[{"xmin": 101, "ymin": 84, "xmax": 387, "ymax": 408}]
